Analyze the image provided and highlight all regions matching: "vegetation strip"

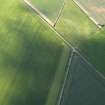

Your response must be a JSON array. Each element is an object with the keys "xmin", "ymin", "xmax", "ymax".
[
  {"xmin": 57, "ymin": 50, "xmax": 74, "ymax": 105},
  {"xmin": 73, "ymin": 0, "xmax": 101, "ymax": 28},
  {"xmin": 24, "ymin": 0, "xmax": 54, "ymax": 26}
]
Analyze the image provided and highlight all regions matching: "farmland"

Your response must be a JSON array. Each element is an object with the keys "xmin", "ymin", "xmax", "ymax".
[
  {"xmin": 1, "ymin": 0, "xmax": 105, "ymax": 105},
  {"xmin": 56, "ymin": 0, "xmax": 105, "ymax": 76},
  {"xmin": 74, "ymin": 0, "xmax": 105, "ymax": 26},
  {"xmin": 28, "ymin": 0, "xmax": 64, "ymax": 23},
  {"xmin": 59, "ymin": 52, "xmax": 105, "ymax": 105},
  {"xmin": 0, "ymin": 0, "xmax": 70, "ymax": 105}
]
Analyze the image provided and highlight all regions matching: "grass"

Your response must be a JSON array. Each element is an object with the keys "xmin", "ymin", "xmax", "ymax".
[
  {"xmin": 0, "ymin": 0, "xmax": 70, "ymax": 105},
  {"xmin": 60, "ymin": 52, "xmax": 105, "ymax": 105},
  {"xmin": 55, "ymin": 0, "xmax": 105, "ymax": 76},
  {"xmin": 75, "ymin": 0, "xmax": 105, "ymax": 25},
  {"xmin": 29, "ymin": 0, "xmax": 64, "ymax": 22}
]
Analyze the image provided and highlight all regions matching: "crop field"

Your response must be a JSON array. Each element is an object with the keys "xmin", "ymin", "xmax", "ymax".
[
  {"xmin": 58, "ymin": 52, "xmax": 105, "ymax": 105},
  {"xmin": 74, "ymin": 0, "xmax": 105, "ymax": 26},
  {"xmin": 55, "ymin": 0, "xmax": 105, "ymax": 76},
  {"xmin": 26, "ymin": 0, "xmax": 64, "ymax": 24},
  {"xmin": 1, "ymin": 0, "xmax": 105, "ymax": 105},
  {"xmin": 0, "ymin": 0, "xmax": 71, "ymax": 105}
]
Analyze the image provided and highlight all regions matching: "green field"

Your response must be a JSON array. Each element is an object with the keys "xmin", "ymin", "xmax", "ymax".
[
  {"xmin": 1, "ymin": 0, "xmax": 105, "ymax": 105},
  {"xmin": 29, "ymin": 0, "xmax": 64, "ymax": 22},
  {"xmin": 0, "ymin": 0, "xmax": 70, "ymax": 105},
  {"xmin": 75, "ymin": 0, "xmax": 105, "ymax": 25},
  {"xmin": 60, "ymin": 52, "xmax": 105, "ymax": 105},
  {"xmin": 56, "ymin": 0, "xmax": 105, "ymax": 75}
]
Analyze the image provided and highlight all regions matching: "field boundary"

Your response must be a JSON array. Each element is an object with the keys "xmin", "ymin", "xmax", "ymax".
[
  {"xmin": 24, "ymin": 0, "xmax": 105, "ymax": 81},
  {"xmin": 24, "ymin": 0, "xmax": 66, "ymax": 27},
  {"xmin": 73, "ymin": 0, "xmax": 102, "ymax": 28},
  {"xmin": 54, "ymin": 0, "xmax": 66, "ymax": 27},
  {"xmin": 24, "ymin": 0, "xmax": 54, "ymax": 26},
  {"xmin": 45, "ymin": 46, "xmax": 70, "ymax": 105},
  {"xmin": 57, "ymin": 50, "xmax": 74, "ymax": 105}
]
